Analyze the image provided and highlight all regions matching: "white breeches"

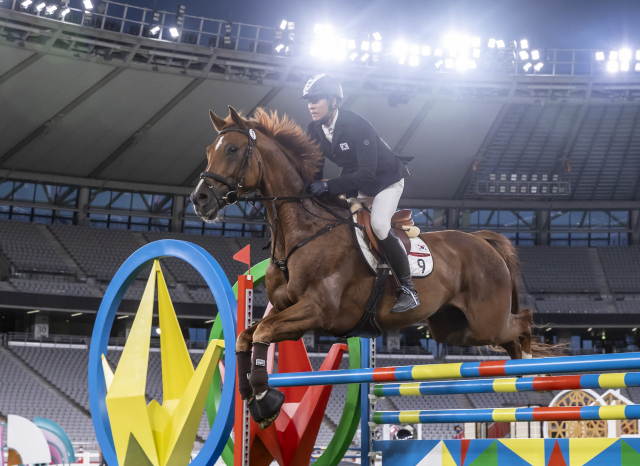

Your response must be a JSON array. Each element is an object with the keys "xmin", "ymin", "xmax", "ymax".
[{"xmin": 354, "ymin": 179, "xmax": 405, "ymax": 240}]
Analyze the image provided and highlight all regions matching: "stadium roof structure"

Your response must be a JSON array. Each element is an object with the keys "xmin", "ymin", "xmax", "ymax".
[{"xmin": 2, "ymin": 5, "xmax": 640, "ymax": 209}]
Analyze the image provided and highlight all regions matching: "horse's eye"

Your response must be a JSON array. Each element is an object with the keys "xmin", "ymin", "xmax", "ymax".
[{"xmin": 228, "ymin": 147, "xmax": 238, "ymax": 153}]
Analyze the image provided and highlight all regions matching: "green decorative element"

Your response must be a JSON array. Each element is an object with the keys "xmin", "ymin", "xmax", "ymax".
[
  {"xmin": 621, "ymin": 441, "xmax": 640, "ymax": 466},
  {"xmin": 314, "ymin": 336, "xmax": 361, "ymax": 466},
  {"xmin": 204, "ymin": 258, "xmax": 361, "ymax": 466},
  {"xmin": 470, "ymin": 441, "xmax": 498, "ymax": 466}
]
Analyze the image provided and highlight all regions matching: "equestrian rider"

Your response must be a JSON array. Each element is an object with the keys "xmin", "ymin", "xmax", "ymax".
[{"xmin": 302, "ymin": 74, "xmax": 419, "ymax": 314}]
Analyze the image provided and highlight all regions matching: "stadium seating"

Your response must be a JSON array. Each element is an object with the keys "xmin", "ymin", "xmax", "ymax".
[
  {"xmin": 598, "ymin": 246, "xmax": 640, "ymax": 293},
  {"xmin": 517, "ymin": 247, "xmax": 601, "ymax": 293},
  {"xmin": 0, "ymin": 220, "xmax": 75, "ymax": 274}
]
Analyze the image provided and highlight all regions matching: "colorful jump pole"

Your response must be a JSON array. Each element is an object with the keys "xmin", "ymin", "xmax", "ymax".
[
  {"xmin": 373, "ymin": 372, "xmax": 640, "ymax": 396},
  {"xmin": 373, "ymin": 404, "xmax": 640, "ymax": 424},
  {"xmin": 268, "ymin": 352, "xmax": 640, "ymax": 387}
]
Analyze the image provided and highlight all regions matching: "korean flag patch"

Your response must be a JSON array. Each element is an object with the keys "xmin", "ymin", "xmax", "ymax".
[{"xmin": 340, "ymin": 143, "xmax": 350, "ymax": 151}]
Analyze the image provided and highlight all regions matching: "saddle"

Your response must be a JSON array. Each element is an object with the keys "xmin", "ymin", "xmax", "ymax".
[{"xmin": 352, "ymin": 202, "xmax": 420, "ymax": 257}]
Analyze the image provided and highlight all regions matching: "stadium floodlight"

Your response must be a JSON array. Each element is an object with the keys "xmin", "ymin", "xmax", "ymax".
[
  {"xmin": 360, "ymin": 53, "xmax": 369, "ymax": 62},
  {"xmin": 335, "ymin": 49, "xmax": 346, "ymax": 61},
  {"xmin": 607, "ymin": 60, "xmax": 619, "ymax": 72},
  {"xmin": 531, "ymin": 49, "xmax": 540, "ymax": 60},
  {"xmin": 419, "ymin": 45, "xmax": 430, "ymax": 56},
  {"xmin": 280, "ymin": 20, "xmax": 287, "ymax": 29},
  {"xmin": 534, "ymin": 62, "xmax": 544, "ymax": 71},
  {"xmin": 394, "ymin": 41, "xmax": 409, "ymax": 57},
  {"xmin": 35, "ymin": 2, "xmax": 45, "ymax": 11},
  {"xmin": 373, "ymin": 32, "xmax": 382, "ymax": 41},
  {"xmin": 471, "ymin": 37, "xmax": 481, "ymax": 48},
  {"xmin": 169, "ymin": 27, "xmax": 179, "ymax": 38},
  {"xmin": 595, "ymin": 51, "xmax": 605, "ymax": 61},
  {"xmin": 150, "ymin": 25, "xmax": 160, "ymax": 35},
  {"xmin": 609, "ymin": 51, "xmax": 618, "ymax": 60},
  {"xmin": 496, "ymin": 40, "xmax": 505, "ymax": 48},
  {"xmin": 349, "ymin": 52, "xmax": 358, "ymax": 61},
  {"xmin": 398, "ymin": 56, "xmax": 406, "ymax": 65},
  {"xmin": 409, "ymin": 55, "xmax": 419, "ymax": 66},
  {"xmin": 45, "ymin": 3, "xmax": 56, "ymax": 13},
  {"xmin": 372, "ymin": 41, "xmax": 381, "ymax": 53},
  {"xmin": 519, "ymin": 50, "xmax": 529, "ymax": 60},
  {"xmin": 347, "ymin": 39, "xmax": 356, "ymax": 50},
  {"xmin": 275, "ymin": 44, "xmax": 284, "ymax": 52},
  {"xmin": 620, "ymin": 49, "xmax": 632, "ymax": 61},
  {"xmin": 60, "ymin": 6, "xmax": 70, "ymax": 17},
  {"xmin": 635, "ymin": 63, "xmax": 640, "ymax": 71},
  {"xmin": 473, "ymin": 48, "xmax": 481, "ymax": 58},
  {"xmin": 445, "ymin": 58, "xmax": 454, "ymax": 68},
  {"xmin": 434, "ymin": 48, "xmax": 443, "ymax": 57},
  {"xmin": 621, "ymin": 61, "xmax": 630, "ymax": 71},
  {"xmin": 488, "ymin": 38, "xmax": 496, "ymax": 48},
  {"xmin": 469, "ymin": 59, "xmax": 477, "ymax": 69},
  {"xmin": 523, "ymin": 62, "xmax": 532, "ymax": 71},
  {"xmin": 361, "ymin": 40, "xmax": 370, "ymax": 51},
  {"xmin": 410, "ymin": 44, "xmax": 419, "ymax": 55},
  {"xmin": 20, "ymin": 0, "xmax": 32, "ymax": 8},
  {"xmin": 520, "ymin": 39, "xmax": 529, "ymax": 49},
  {"xmin": 435, "ymin": 59, "xmax": 443, "ymax": 68},
  {"xmin": 83, "ymin": 0, "xmax": 92, "ymax": 9},
  {"xmin": 288, "ymin": 22, "xmax": 295, "ymax": 30}
]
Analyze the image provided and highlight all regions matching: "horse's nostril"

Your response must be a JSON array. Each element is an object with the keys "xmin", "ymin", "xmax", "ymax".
[{"xmin": 195, "ymin": 192, "xmax": 210, "ymax": 206}]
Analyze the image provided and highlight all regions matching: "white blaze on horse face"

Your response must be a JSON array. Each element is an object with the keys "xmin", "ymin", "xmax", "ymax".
[{"xmin": 215, "ymin": 135, "xmax": 225, "ymax": 152}]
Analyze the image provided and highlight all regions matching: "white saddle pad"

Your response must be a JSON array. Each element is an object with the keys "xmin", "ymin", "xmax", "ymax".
[{"xmin": 354, "ymin": 221, "xmax": 433, "ymax": 278}]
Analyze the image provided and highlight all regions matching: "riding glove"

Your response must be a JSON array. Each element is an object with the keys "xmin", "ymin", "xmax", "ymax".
[{"xmin": 308, "ymin": 180, "xmax": 329, "ymax": 196}]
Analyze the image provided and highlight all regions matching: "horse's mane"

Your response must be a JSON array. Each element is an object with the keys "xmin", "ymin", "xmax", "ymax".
[{"xmin": 224, "ymin": 108, "xmax": 323, "ymax": 184}]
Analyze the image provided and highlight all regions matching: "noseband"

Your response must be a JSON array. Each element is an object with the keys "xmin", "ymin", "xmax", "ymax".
[{"xmin": 198, "ymin": 127, "xmax": 257, "ymax": 206}]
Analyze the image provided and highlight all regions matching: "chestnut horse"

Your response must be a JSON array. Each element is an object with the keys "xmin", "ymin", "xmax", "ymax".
[{"xmin": 191, "ymin": 106, "xmax": 535, "ymax": 428}]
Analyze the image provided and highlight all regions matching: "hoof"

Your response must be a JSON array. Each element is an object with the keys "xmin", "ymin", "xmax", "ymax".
[
  {"xmin": 247, "ymin": 397, "xmax": 262, "ymax": 423},
  {"xmin": 255, "ymin": 389, "xmax": 285, "ymax": 429}
]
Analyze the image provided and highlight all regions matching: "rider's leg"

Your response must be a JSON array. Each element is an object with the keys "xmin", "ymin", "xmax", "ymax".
[{"xmin": 369, "ymin": 179, "xmax": 420, "ymax": 314}]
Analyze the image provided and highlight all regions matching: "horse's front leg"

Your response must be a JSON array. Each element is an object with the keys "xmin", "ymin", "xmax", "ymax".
[
  {"xmin": 247, "ymin": 298, "xmax": 324, "ymax": 429},
  {"xmin": 236, "ymin": 322, "xmax": 261, "ymax": 401}
]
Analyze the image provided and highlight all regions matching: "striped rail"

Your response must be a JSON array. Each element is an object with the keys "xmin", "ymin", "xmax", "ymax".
[
  {"xmin": 268, "ymin": 352, "xmax": 640, "ymax": 387},
  {"xmin": 373, "ymin": 372, "xmax": 640, "ymax": 396},
  {"xmin": 373, "ymin": 405, "xmax": 640, "ymax": 424}
]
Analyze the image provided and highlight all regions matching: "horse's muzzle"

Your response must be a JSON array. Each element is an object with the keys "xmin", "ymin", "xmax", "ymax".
[{"xmin": 191, "ymin": 182, "xmax": 221, "ymax": 221}]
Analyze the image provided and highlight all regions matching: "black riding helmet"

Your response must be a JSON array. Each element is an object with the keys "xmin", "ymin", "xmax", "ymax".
[{"xmin": 300, "ymin": 74, "xmax": 343, "ymax": 110}]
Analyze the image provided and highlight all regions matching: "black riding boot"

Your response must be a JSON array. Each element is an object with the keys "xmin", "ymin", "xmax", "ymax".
[{"xmin": 379, "ymin": 229, "xmax": 420, "ymax": 314}]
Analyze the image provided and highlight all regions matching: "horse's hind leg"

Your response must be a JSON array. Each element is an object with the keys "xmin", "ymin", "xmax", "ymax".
[{"xmin": 515, "ymin": 308, "xmax": 533, "ymax": 359}]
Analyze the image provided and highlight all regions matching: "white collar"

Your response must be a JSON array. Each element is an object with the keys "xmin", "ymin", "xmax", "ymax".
[{"xmin": 322, "ymin": 109, "xmax": 339, "ymax": 132}]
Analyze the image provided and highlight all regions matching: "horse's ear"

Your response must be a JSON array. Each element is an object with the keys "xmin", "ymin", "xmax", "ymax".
[
  {"xmin": 209, "ymin": 110, "xmax": 226, "ymax": 132},
  {"xmin": 228, "ymin": 105, "xmax": 246, "ymax": 130}
]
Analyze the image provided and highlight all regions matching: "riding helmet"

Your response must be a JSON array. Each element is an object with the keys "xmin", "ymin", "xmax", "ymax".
[{"xmin": 300, "ymin": 74, "xmax": 344, "ymax": 103}]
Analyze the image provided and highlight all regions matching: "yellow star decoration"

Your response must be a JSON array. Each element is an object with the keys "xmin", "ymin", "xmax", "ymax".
[{"xmin": 101, "ymin": 260, "xmax": 224, "ymax": 466}]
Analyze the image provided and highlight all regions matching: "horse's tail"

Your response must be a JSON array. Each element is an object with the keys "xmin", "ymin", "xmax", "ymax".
[{"xmin": 471, "ymin": 230, "xmax": 520, "ymax": 316}]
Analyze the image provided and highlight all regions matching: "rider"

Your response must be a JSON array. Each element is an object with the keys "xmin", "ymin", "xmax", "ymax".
[{"xmin": 301, "ymin": 74, "xmax": 419, "ymax": 314}]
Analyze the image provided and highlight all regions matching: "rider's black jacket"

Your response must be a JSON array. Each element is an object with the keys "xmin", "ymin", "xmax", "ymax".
[{"xmin": 307, "ymin": 109, "xmax": 409, "ymax": 198}]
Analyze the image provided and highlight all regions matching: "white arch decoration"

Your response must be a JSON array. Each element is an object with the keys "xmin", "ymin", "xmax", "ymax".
[{"xmin": 7, "ymin": 415, "xmax": 51, "ymax": 465}]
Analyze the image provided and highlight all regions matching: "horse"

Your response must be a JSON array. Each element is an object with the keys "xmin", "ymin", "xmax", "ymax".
[{"xmin": 191, "ymin": 106, "xmax": 536, "ymax": 429}]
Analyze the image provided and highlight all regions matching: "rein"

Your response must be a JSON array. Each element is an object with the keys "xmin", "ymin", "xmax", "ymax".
[{"xmin": 197, "ymin": 126, "xmax": 361, "ymax": 281}]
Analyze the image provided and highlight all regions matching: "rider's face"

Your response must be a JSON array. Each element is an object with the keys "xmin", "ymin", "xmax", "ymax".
[{"xmin": 308, "ymin": 97, "xmax": 330, "ymax": 122}]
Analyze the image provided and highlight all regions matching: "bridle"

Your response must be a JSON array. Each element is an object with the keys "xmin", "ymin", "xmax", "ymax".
[
  {"xmin": 198, "ymin": 127, "xmax": 259, "ymax": 207},
  {"xmin": 195, "ymin": 125, "xmax": 361, "ymax": 281}
]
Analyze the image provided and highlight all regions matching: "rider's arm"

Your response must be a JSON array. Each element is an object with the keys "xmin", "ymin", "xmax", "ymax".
[
  {"xmin": 307, "ymin": 121, "xmax": 326, "ymax": 181},
  {"xmin": 326, "ymin": 121, "xmax": 377, "ymax": 195}
]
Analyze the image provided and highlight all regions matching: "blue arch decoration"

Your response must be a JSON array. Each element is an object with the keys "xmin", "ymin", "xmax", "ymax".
[{"xmin": 88, "ymin": 240, "xmax": 237, "ymax": 466}]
